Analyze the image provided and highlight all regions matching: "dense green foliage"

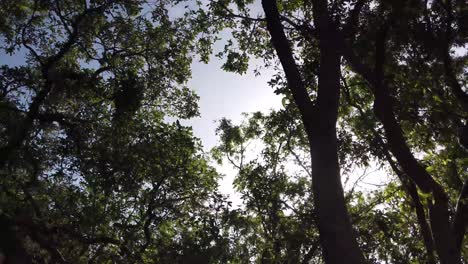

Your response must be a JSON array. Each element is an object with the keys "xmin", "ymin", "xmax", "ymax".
[
  {"xmin": 0, "ymin": 0, "xmax": 228, "ymax": 262},
  {"xmin": 0, "ymin": 0, "xmax": 467, "ymax": 263}
]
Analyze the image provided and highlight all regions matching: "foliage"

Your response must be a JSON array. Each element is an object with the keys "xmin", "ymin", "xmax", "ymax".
[
  {"xmin": 1, "ymin": 0, "xmax": 467, "ymax": 263},
  {"xmin": 0, "ymin": 0, "xmax": 228, "ymax": 263},
  {"xmin": 213, "ymin": 110, "xmax": 318, "ymax": 263}
]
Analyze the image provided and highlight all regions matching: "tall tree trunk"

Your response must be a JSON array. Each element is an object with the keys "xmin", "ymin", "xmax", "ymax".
[
  {"xmin": 343, "ymin": 82, "xmax": 438, "ymax": 264},
  {"xmin": 261, "ymin": 1, "xmax": 366, "ymax": 263},
  {"xmin": 339, "ymin": 25, "xmax": 462, "ymax": 264}
]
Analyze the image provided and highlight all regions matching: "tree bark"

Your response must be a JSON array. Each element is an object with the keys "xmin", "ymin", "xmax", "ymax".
[{"xmin": 261, "ymin": 1, "xmax": 366, "ymax": 263}]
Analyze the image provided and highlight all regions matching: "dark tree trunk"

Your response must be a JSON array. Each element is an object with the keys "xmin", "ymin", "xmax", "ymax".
[
  {"xmin": 340, "ymin": 26, "xmax": 462, "ymax": 264},
  {"xmin": 345, "ymin": 87, "xmax": 438, "ymax": 264},
  {"xmin": 261, "ymin": 1, "xmax": 366, "ymax": 263}
]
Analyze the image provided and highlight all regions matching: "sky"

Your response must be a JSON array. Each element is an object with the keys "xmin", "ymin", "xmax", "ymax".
[
  {"xmin": 168, "ymin": 1, "xmax": 282, "ymax": 150},
  {"xmin": 184, "ymin": 54, "xmax": 283, "ymax": 206},
  {"xmin": 169, "ymin": 1, "xmax": 285, "ymax": 205},
  {"xmin": 183, "ymin": 57, "xmax": 283, "ymax": 151}
]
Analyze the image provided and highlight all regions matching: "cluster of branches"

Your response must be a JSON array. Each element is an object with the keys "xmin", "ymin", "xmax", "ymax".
[{"xmin": 0, "ymin": 0, "xmax": 467, "ymax": 263}]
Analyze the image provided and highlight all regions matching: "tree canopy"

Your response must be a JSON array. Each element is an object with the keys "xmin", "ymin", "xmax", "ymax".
[{"xmin": 0, "ymin": 0, "xmax": 467, "ymax": 263}]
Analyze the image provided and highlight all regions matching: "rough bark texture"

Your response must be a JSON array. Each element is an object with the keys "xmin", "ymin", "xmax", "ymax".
[{"xmin": 261, "ymin": 1, "xmax": 366, "ymax": 263}]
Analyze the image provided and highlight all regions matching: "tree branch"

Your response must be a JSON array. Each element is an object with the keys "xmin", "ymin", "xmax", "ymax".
[
  {"xmin": 343, "ymin": 0, "xmax": 367, "ymax": 38},
  {"xmin": 340, "ymin": 13, "xmax": 460, "ymax": 263},
  {"xmin": 261, "ymin": 0, "xmax": 315, "ymax": 131},
  {"xmin": 452, "ymin": 178, "xmax": 468, "ymax": 256},
  {"xmin": 342, "ymin": 52, "xmax": 437, "ymax": 264},
  {"xmin": 0, "ymin": 2, "xmax": 111, "ymax": 169}
]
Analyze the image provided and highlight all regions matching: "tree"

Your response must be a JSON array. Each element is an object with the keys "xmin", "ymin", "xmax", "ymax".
[
  {"xmin": 213, "ymin": 111, "xmax": 320, "ymax": 263},
  {"xmin": 209, "ymin": 0, "xmax": 467, "ymax": 263},
  {"xmin": 1, "ymin": 0, "xmax": 467, "ymax": 263},
  {"xmin": 0, "ymin": 1, "xmax": 228, "ymax": 263},
  {"xmin": 212, "ymin": 107, "xmax": 463, "ymax": 263}
]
